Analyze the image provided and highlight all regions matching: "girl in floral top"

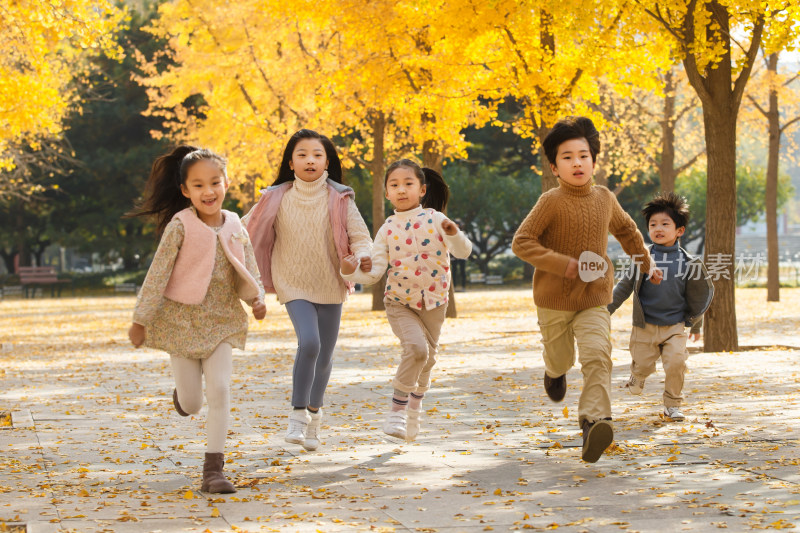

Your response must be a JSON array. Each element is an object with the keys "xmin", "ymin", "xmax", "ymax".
[
  {"xmin": 128, "ymin": 146, "xmax": 265, "ymax": 494},
  {"xmin": 341, "ymin": 159, "xmax": 472, "ymax": 441}
]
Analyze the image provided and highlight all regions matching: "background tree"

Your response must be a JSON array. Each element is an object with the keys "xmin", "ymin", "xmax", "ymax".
[
  {"xmin": 0, "ymin": 0, "xmax": 124, "ymax": 179},
  {"xmin": 741, "ymin": 50, "xmax": 800, "ymax": 301},
  {"xmin": 633, "ymin": 0, "xmax": 800, "ymax": 351}
]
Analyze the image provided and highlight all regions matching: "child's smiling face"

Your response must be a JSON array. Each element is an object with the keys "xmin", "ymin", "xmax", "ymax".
[
  {"xmin": 181, "ymin": 159, "xmax": 228, "ymax": 225},
  {"xmin": 648, "ymin": 212, "xmax": 685, "ymax": 246},
  {"xmin": 550, "ymin": 138, "xmax": 595, "ymax": 187}
]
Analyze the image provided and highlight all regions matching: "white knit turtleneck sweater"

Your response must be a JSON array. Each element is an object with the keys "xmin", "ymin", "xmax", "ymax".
[{"xmin": 271, "ymin": 176, "xmax": 371, "ymax": 304}]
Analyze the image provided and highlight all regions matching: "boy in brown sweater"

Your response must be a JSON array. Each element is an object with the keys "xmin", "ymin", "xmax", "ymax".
[{"xmin": 512, "ymin": 116, "xmax": 662, "ymax": 463}]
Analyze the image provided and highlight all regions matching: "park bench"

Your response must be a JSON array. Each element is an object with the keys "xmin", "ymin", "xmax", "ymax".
[
  {"xmin": 469, "ymin": 272, "xmax": 486, "ymax": 284},
  {"xmin": 18, "ymin": 266, "xmax": 73, "ymax": 298},
  {"xmin": 114, "ymin": 283, "xmax": 139, "ymax": 294},
  {"xmin": 486, "ymin": 274, "xmax": 504, "ymax": 285}
]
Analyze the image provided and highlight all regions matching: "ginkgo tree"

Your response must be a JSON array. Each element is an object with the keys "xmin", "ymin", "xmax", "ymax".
[
  {"xmin": 632, "ymin": 0, "xmax": 800, "ymax": 352},
  {"xmin": 437, "ymin": 0, "xmax": 673, "ymax": 191},
  {"xmin": 0, "ymin": 0, "xmax": 125, "ymax": 195},
  {"xmin": 741, "ymin": 49, "xmax": 800, "ymax": 303}
]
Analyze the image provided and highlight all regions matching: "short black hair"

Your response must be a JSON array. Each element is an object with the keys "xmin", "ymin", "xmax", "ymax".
[
  {"xmin": 642, "ymin": 192, "xmax": 690, "ymax": 228},
  {"xmin": 542, "ymin": 116, "xmax": 601, "ymax": 164}
]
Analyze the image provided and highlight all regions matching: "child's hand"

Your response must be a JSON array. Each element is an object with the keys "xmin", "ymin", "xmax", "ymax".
[
  {"xmin": 689, "ymin": 332, "xmax": 701, "ymax": 342},
  {"xmin": 649, "ymin": 265, "xmax": 664, "ymax": 285},
  {"xmin": 341, "ymin": 254, "xmax": 359, "ymax": 275},
  {"xmin": 359, "ymin": 256, "xmax": 372, "ymax": 272},
  {"xmin": 252, "ymin": 299, "xmax": 266, "ymax": 320},
  {"xmin": 564, "ymin": 257, "xmax": 579, "ymax": 279},
  {"xmin": 441, "ymin": 218, "xmax": 459, "ymax": 236},
  {"xmin": 128, "ymin": 323, "xmax": 145, "ymax": 347}
]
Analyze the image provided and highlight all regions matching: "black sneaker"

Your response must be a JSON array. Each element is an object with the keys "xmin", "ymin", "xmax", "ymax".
[
  {"xmin": 581, "ymin": 419, "xmax": 613, "ymax": 463},
  {"xmin": 543, "ymin": 373, "xmax": 566, "ymax": 402}
]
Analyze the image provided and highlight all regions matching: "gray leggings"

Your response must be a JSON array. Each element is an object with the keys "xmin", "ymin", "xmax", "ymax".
[{"xmin": 285, "ymin": 300, "xmax": 343, "ymax": 408}]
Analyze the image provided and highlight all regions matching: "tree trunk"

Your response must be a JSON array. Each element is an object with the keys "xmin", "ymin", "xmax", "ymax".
[
  {"xmin": 537, "ymin": 130, "xmax": 557, "ymax": 192},
  {"xmin": 699, "ymin": 103, "xmax": 739, "ymax": 351},
  {"xmin": 659, "ymin": 69, "xmax": 677, "ymax": 193},
  {"xmin": 370, "ymin": 112, "xmax": 387, "ymax": 311},
  {"xmin": 765, "ymin": 52, "xmax": 780, "ymax": 302},
  {"xmin": 15, "ymin": 207, "xmax": 30, "ymax": 268}
]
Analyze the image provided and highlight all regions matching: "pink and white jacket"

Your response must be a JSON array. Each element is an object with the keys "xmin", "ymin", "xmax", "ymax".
[
  {"xmin": 343, "ymin": 206, "xmax": 472, "ymax": 310},
  {"xmin": 164, "ymin": 208, "xmax": 263, "ymax": 305},
  {"xmin": 243, "ymin": 178, "xmax": 358, "ymax": 294}
]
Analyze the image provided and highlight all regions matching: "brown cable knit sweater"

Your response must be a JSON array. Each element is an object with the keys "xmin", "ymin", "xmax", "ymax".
[{"xmin": 512, "ymin": 179, "xmax": 652, "ymax": 311}]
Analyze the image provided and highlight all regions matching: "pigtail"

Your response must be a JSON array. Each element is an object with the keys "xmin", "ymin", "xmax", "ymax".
[
  {"xmin": 421, "ymin": 167, "xmax": 450, "ymax": 213},
  {"xmin": 126, "ymin": 145, "xmax": 198, "ymax": 236}
]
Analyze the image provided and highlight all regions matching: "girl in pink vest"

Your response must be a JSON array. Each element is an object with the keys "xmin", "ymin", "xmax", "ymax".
[
  {"xmin": 127, "ymin": 146, "xmax": 266, "ymax": 494},
  {"xmin": 243, "ymin": 129, "xmax": 372, "ymax": 451},
  {"xmin": 341, "ymin": 159, "xmax": 472, "ymax": 441}
]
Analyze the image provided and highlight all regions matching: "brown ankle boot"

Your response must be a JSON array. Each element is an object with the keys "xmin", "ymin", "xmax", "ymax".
[
  {"xmin": 173, "ymin": 389, "xmax": 189, "ymax": 417},
  {"xmin": 201, "ymin": 452, "xmax": 236, "ymax": 493}
]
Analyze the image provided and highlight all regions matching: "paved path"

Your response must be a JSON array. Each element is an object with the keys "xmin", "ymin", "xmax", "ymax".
[{"xmin": 1, "ymin": 288, "xmax": 799, "ymax": 532}]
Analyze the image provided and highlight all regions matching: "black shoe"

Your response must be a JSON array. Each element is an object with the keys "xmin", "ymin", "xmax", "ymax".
[
  {"xmin": 543, "ymin": 373, "xmax": 566, "ymax": 402},
  {"xmin": 173, "ymin": 388, "xmax": 189, "ymax": 417},
  {"xmin": 581, "ymin": 419, "xmax": 613, "ymax": 463}
]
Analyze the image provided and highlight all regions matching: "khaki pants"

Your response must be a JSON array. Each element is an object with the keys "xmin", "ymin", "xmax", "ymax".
[
  {"xmin": 385, "ymin": 300, "xmax": 447, "ymax": 394},
  {"xmin": 629, "ymin": 323, "xmax": 688, "ymax": 408},
  {"xmin": 537, "ymin": 306, "xmax": 612, "ymax": 426}
]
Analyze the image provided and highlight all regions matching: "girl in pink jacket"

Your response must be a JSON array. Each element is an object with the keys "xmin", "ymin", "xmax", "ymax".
[
  {"xmin": 244, "ymin": 129, "xmax": 372, "ymax": 451},
  {"xmin": 128, "ymin": 146, "xmax": 265, "ymax": 494}
]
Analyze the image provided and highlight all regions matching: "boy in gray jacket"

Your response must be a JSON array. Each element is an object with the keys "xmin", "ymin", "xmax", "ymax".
[{"xmin": 608, "ymin": 192, "xmax": 713, "ymax": 421}]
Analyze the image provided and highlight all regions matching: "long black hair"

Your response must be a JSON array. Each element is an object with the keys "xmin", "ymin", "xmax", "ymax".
[
  {"xmin": 127, "ymin": 145, "xmax": 227, "ymax": 235},
  {"xmin": 384, "ymin": 158, "xmax": 450, "ymax": 213},
  {"xmin": 273, "ymin": 129, "xmax": 343, "ymax": 186}
]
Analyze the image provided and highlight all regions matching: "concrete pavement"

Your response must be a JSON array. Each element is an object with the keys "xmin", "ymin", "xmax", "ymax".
[{"xmin": 1, "ymin": 288, "xmax": 799, "ymax": 532}]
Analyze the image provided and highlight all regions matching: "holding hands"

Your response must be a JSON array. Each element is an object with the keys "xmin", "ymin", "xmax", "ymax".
[{"xmin": 341, "ymin": 254, "xmax": 372, "ymax": 275}]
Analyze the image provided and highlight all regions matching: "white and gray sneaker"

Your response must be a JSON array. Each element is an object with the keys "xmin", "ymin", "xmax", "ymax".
[
  {"xmin": 626, "ymin": 374, "xmax": 645, "ymax": 395},
  {"xmin": 303, "ymin": 409, "xmax": 323, "ymax": 451},
  {"xmin": 285, "ymin": 409, "xmax": 310, "ymax": 445},
  {"xmin": 406, "ymin": 408, "xmax": 422, "ymax": 441},
  {"xmin": 663, "ymin": 406, "xmax": 685, "ymax": 421},
  {"xmin": 383, "ymin": 410, "xmax": 407, "ymax": 440}
]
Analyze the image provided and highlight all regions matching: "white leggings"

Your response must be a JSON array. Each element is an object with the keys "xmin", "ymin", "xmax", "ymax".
[{"xmin": 170, "ymin": 342, "xmax": 232, "ymax": 453}]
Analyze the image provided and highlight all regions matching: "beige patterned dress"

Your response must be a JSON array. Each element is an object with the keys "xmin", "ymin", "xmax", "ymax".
[{"xmin": 133, "ymin": 217, "xmax": 263, "ymax": 359}]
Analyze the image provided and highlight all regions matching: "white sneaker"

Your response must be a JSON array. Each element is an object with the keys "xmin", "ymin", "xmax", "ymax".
[
  {"xmin": 406, "ymin": 408, "xmax": 422, "ymax": 441},
  {"xmin": 303, "ymin": 409, "xmax": 322, "ymax": 451},
  {"xmin": 383, "ymin": 410, "xmax": 407, "ymax": 440},
  {"xmin": 626, "ymin": 374, "xmax": 645, "ymax": 395},
  {"xmin": 285, "ymin": 409, "xmax": 310, "ymax": 445},
  {"xmin": 664, "ymin": 406, "xmax": 685, "ymax": 421}
]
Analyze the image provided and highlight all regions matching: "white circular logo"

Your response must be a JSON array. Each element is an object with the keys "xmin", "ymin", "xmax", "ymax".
[{"xmin": 578, "ymin": 251, "xmax": 608, "ymax": 282}]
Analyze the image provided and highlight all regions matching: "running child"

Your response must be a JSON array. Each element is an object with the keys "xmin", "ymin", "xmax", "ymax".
[
  {"xmin": 340, "ymin": 159, "xmax": 472, "ymax": 441},
  {"xmin": 128, "ymin": 146, "xmax": 266, "ymax": 493},
  {"xmin": 244, "ymin": 129, "xmax": 372, "ymax": 451}
]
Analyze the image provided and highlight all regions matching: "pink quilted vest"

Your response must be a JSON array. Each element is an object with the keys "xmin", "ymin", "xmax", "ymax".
[
  {"xmin": 163, "ymin": 208, "xmax": 261, "ymax": 305},
  {"xmin": 244, "ymin": 179, "xmax": 354, "ymax": 294}
]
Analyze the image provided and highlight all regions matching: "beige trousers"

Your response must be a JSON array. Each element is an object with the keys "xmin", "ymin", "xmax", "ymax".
[
  {"xmin": 629, "ymin": 322, "xmax": 688, "ymax": 408},
  {"xmin": 537, "ymin": 306, "xmax": 612, "ymax": 426},
  {"xmin": 385, "ymin": 300, "xmax": 447, "ymax": 394}
]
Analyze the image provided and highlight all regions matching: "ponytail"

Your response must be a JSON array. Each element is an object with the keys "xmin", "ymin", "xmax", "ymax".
[
  {"xmin": 420, "ymin": 167, "xmax": 450, "ymax": 213},
  {"xmin": 127, "ymin": 145, "xmax": 227, "ymax": 236},
  {"xmin": 384, "ymin": 159, "xmax": 450, "ymax": 213}
]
